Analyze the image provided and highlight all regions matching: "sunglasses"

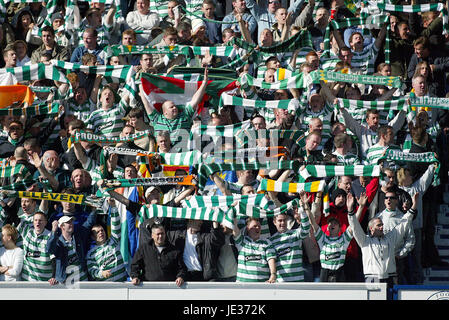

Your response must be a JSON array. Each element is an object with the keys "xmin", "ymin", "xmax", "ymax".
[
  {"xmin": 268, "ymin": 0, "xmax": 280, "ymax": 4},
  {"xmin": 385, "ymin": 196, "xmax": 398, "ymax": 200},
  {"xmin": 9, "ymin": 127, "xmax": 22, "ymax": 131}
]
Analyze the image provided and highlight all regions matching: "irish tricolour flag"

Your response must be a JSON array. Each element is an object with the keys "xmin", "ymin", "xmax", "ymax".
[{"xmin": 140, "ymin": 73, "xmax": 237, "ymax": 113}]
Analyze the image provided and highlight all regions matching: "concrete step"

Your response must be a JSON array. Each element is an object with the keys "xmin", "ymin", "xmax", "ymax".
[
  {"xmin": 423, "ymin": 266, "xmax": 449, "ymax": 285},
  {"xmin": 437, "ymin": 216, "xmax": 449, "ymax": 225},
  {"xmin": 434, "ymin": 236, "xmax": 449, "ymax": 246},
  {"xmin": 423, "ymin": 278, "xmax": 449, "ymax": 285},
  {"xmin": 443, "ymin": 192, "xmax": 449, "ymax": 204},
  {"xmin": 436, "ymin": 245, "xmax": 449, "ymax": 257},
  {"xmin": 436, "ymin": 225, "xmax": 449, "ymax": 236}
]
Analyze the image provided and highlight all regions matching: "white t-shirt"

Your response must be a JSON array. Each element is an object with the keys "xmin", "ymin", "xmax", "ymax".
[
  {"xmin": 183, "ymin": 232, "xmax": 202, "ymax": 271},
  {"xmin": 0, "ymin": 247, "xmax": 24, "ymax": 281}
]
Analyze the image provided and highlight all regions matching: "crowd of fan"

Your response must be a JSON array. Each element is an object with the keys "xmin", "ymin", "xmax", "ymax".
[{"xmin": 0, "ymin": 0, "xmax": 448, "ymax": 290}]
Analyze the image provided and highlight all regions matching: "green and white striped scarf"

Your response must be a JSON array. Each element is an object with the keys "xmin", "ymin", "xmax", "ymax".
[
  {"xmin": 313, "ymin": 70, "xmax": 403, "ymax": 88},
  {"xmin": 234, "ymin": 128, "xmax": 306, "ymax": 149},
  {"xmin": 0, "ymin": 164, "xmax": 31, "ymax": 180},
  {"xmin": 219, "ymin": 92, "xmax": 297, "ymax": 110},
  {"xmin": 1, "ymin": 63, "xmax": 68, "ymax": 83},
  {"xmin": 298, "ymin": 164, "xmax": 381, "ymax": 182},
  {"xmin": 329, "ymin": 14, "xmax": 389, "ymax": 30},
  {"xmin": 337, "ymin": 97, "xmax": 410, "ymax": 111},
  {"xmin": 230, "ymin": 29, "xmax": 313, "ymax": 55},
  {"xmin": 410, "ymin": 96, "xmax": 449, "ymax": 110},
  {"xmin": 73, "ymin": 129, "xmax": 151, "ymax": 146},
  {"xmin": 104, "ymin": 45, "xmax": 194, "ymax": 60},
  {"xmin": 196, "ymin": 160, "xmax": 301, "ymax": 189},
  {"xmin": 50, "ymin": 60, "xmax": 137, "ymax": 103},
  {"xmin": 190, "ymin": 120, "xmax": 252, "ymax": 139},
  {"xmin": 379, "ymin": 149, "xmax": 440, "ymax": 186},
  {"xmin": 239, "ymin": 72, "xmax": 309, "ymax": 90},
  {"xmin": 373, "ymin": 2, "xmax": 449, "ymax": 35},
  {"xmin": 182, "ymin": 193, "xmax": 268, "ymax": 209},
  {"xmin": 137, "ymin": 204, "xmax": 234, "ymax": 229},
  {"xmin": 234, "ymin": 198, "xmax": 300, "ymax": 218}
]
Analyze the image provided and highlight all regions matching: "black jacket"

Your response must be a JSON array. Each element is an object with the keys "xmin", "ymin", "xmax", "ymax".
[
  {"xmin": 0, "ymin": 136, "xmax": 23, "ymax": 158},
  {"xmin": 130, "ymin": 239, "xmax": 187, "ymax": 281},
  {"xmin": 61, "ymin": 144, "xmax": 102, "ymax": 171},
  {"xmin": 166, "ymin": 225, "xmax": 225, "ymax": 281}
]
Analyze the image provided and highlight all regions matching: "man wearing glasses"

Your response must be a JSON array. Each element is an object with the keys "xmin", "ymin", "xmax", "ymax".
[
  {"xmin": 374, "ymin": 188, "xmax": 416, "ymax": 284},
  {"xmin": 349, "ymin": 189, "xmax": 418, "ymax": 290}
]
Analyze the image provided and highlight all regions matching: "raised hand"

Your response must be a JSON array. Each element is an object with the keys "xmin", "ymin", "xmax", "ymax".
[
  {"xmin": 346, "ymin": 192, "xmax": 355, "ymax": 211},
  {"xmin": 357, "ymin": 192, "xmax": 368, "ymax": 207}
]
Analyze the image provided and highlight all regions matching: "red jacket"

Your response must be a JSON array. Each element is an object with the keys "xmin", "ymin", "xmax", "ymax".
[{"xmin": 319, "ymin": 177, "xmax": 379, "ymax": 259}]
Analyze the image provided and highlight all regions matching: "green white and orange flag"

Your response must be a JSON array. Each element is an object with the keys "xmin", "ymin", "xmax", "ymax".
[
  {"xmin": 140, "ymin": 73, "xmax": 237, "ymax": 113},
  {"xmin": 0, "ymin": 85, "xmax": 35, "ymax": 108}
]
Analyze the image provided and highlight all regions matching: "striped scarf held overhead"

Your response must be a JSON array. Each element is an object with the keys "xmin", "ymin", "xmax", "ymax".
[
  {"xmin": 234, "ymin": 128, "xmax": 306, "ymax": 149},
  {"xmin": 329, "ymin": 14, "xmax": 389, "ymax": 30},
  {"xmin": 337, "ymin": 97, "xmax": 410, "ymax": 111},
  {"xmin": 238, "ymin": 72, "xmax": 309, "ymax": 90},
  {"xmin": 208, "ymin": 146, "xmax": 289, "ymax": 161},
  {"xmin": 196, "ymin": 160, "xmax": 302, "ymax": 189},
  {"xmin": 234, "ymin": 197, "xmax": 301, "ymax": 218},
  {"xmin": 322, "ymin": 14, "xmax": 391, "ymax": 67},
  {"xmin": 104, "ymin": 45, "xmax": 195, "ymax": 61},
  {"xmin": 1, "ymin": 63, "xmax": 69, "ymax": 83},
  {"xmin": 101, "ymin": 175, "xmax": 196, "ymax": 189},
  {"xmin": 379, "ymin": 149, "xmax": 440, "ymax": 186},
  {"xmin": 0, "ymin": 102, "xmax": 60, "ymax": 117},
  {"xmin": 190, "ymin": 120, "xmax": 252, "ymax": 143},
  {"xmin": 410, "ymin": 96, "xmax": 449, "ymax": 110},
  {"xmin": 314, "ymin": 70, "xmax": 404, "ymax": 89},
  {"xmin": 337, "ymin": 97, "xmax": 416, "ymax": 123},
  {"xmin": 219, "ymin": 92, "xmax": 298, "ymax": 110},
  {"xmin": 72, "ymin": 130, "xmax": 152, "ymax": 146},
  {"xmin": 182, "ymin": 193, "xmax": 268, "ymax": 209},
  {"xmin": 229, "ymin": 29, "xmax": 313, "ymax": 55},
  {"xmin": 298, "ymin": 164, "xmax": 381, "ymax": 182},
  {"xmin": 373, "ymin": 2, "xmax": 449, "ymax": 35},
  {"xmin": 137, "ymin": 204, "xmax": 234, "ymax": 229},
  {"xmin": 51, "ymin": 60, "xmax": 138, "ymax": 104}
]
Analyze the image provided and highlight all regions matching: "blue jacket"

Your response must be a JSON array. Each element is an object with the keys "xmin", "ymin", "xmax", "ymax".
[
  {"xmin": 47, "ymin": 211, "xmax": 97, "ymax": 283},
  {"xmin": 70, "ymin": 45, "xmax": 106, "ymax": 65}
]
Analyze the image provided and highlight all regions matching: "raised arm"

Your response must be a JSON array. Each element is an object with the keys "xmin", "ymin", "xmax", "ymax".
[
  {"xmin": 32, "ymin": 152, "xmax": 60, "ymax": 192},
  {"xmin": 236, "ymin": 12, "xmax": 254, "ymax": 44},
  {"xmin": 189, "ymin": 67, "xmax": 209, "ymax": 112},
  {"xmin": 72, "ymin": 139, "xmax": 88, "ymax": 167},
  {"xmin": 374, "ymin": 23, "xmax": 388, "ymax": 51},
  {"xmin": 300, "ymin": 191, "xmax": 319, "ymax": 232},
  {"xmin": 139, "ymin": 83, "xmax": 158, "ymax": 117},
  {"xmin": 90, "ymin": 74, "xmax": 103, "ymax": 104},
  {"xmin": 347, "ymin": 199, "xmax": 367, "ymax": 248},
  {"xmin": 413, "ymin": 162, "xmax": 436, "ymax": 193},
  {"xmin": 210, "ymin": 172, "xmax": 231, "ymax": 196},
  {"xmin": 332, "ymin": 28, "xmax": 346, "ymax": 51}
]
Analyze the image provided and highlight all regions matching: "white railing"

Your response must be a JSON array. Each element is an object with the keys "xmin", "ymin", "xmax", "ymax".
[{"xmin": 0, "ymin": 282, "xmax": 387, "ymax": 300}]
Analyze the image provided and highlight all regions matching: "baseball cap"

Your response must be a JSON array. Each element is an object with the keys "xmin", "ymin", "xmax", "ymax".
[
  {"xmin": 145, "ymin": 186, "xmax": 162, "ymax": 199},
  {"xmin": 58, "ymin": 215, "xmax": 75, "ymax": 227}
]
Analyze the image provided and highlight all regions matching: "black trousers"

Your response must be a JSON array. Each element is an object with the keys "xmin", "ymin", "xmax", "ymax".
[
  {"xmin": 320, "ymin": 267, "xmax": 346, "ymax": 282},
  {"xmin": 186, "ymin": 270, "xmax": 204, "ymax": 281}
]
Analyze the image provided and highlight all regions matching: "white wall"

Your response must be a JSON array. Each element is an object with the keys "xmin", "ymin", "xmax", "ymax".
[{"xmin": 0, "ymin": 282, "xmax": 387, "ymax": 300}]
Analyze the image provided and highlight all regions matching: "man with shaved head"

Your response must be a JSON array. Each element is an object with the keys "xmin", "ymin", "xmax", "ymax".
[{"xmin": 33, "ymin": 150, "xmax": 71, "ymax": 192}]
